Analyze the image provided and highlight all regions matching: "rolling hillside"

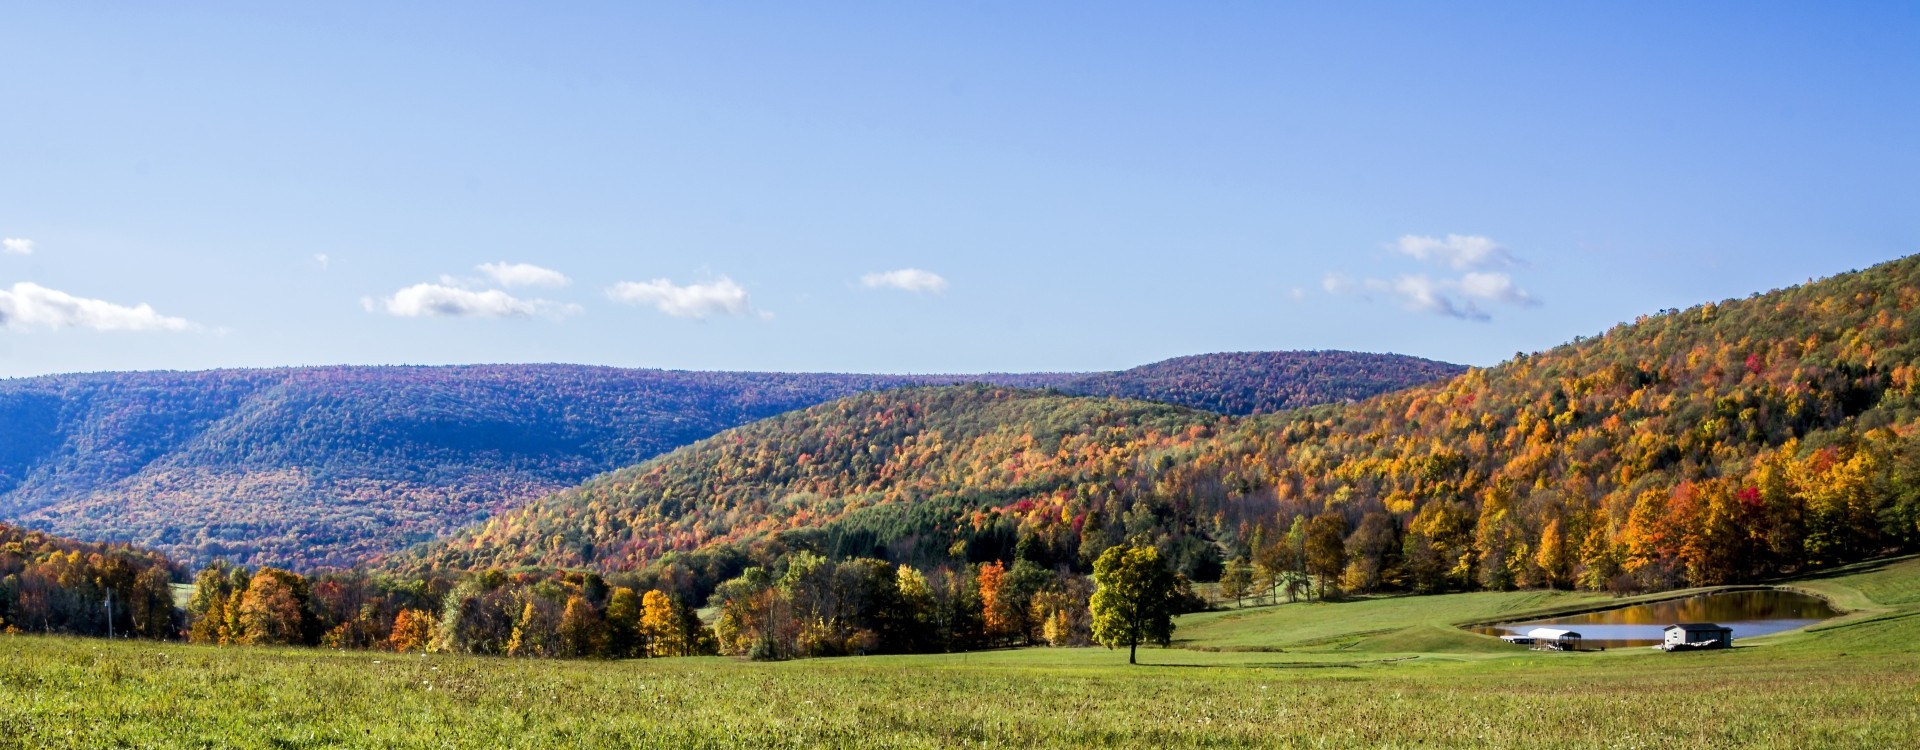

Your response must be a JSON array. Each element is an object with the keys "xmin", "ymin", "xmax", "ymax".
[
  {"xmin": 0, "ymin": 366, "xmax": 1065, "ymax": 569},
  {"xmin": 394, "ymin": 386, "xmax": 1221, "ymax": 574},
  {"xmin": 0, "ymin": 352, "xmax": 1451, "ymax": 570},
  {"xmin": 416, "ymin": 256, "xmax": 1920, "ymax": 597}
]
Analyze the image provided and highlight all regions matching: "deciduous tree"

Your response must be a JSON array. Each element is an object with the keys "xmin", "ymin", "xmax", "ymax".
[{"xmin": 1089, "ymin": 545, "xmax": 1177, "ymax": 665}]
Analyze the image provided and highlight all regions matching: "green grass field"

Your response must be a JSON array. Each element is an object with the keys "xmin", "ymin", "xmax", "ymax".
[{"xmin": 6, "ymin": 558, "xmax": 1919, "ymax": 748}]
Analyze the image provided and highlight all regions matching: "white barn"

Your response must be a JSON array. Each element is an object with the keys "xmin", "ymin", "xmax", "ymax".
[{"xmin": 1663, "ymin": 623, "xmax": 1733, "ymax": 651}]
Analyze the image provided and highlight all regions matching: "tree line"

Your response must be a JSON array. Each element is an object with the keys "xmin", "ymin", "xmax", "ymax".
[{"xmin": 6, "ymin": 517, "xmax": 1191, "ymax": 665}]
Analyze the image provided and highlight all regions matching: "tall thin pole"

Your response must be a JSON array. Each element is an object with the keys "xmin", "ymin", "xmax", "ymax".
[{"xmin": 104, "ymin": 588, "xmax": 114, "ymax": 639}]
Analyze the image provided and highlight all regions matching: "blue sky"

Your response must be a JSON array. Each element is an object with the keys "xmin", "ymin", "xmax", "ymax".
[{"xmin": 2, "ymin": 2, "xmax": 1916, "ymax": 378}]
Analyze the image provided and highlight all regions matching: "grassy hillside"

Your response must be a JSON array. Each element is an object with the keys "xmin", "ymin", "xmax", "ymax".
[
  {"xmin": 1057, "ymin": 350, "xmax": 1464, "ymax": 416},
  {"xmin": 6, "ymin": 558, "xmax": 1915, "ymax": 748}
]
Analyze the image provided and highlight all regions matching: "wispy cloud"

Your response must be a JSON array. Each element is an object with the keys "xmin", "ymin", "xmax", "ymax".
[
  {"xmin": 1384, "ymin": 275, "xmax": 1487, "ymax": 321},
  {"xmin": 1324, "ymin": 234, "xmax": 1540, "ymax": 322},
  {"xmin": 369, "ymin": 283, "xmax": 579, "ymax": 319},
  {"xmin": 313, "ymin": 253, "xmax": 330, "ymax": 270},
  {"xmin": 478, "ymin": 262, "xmax": 570, "ymax": 288},
  {"xmin": 1458, "ymin": 271, "xmax": 1536, "ymax": 306},
  {"xmin": 0, "ymin": 282, "xmax": 196, "ymax": 332},
  {"xmin": 2, "ymin": 238, "xmax": 34, "ymax": 256},
  {"xmin": 607, "ymin": 276, "xmax": 757, "ymax": 319},
  {"xmin": 860, "ymin": 268, "xmax": 948, "ymax": 294},
  {"xmin": 1394, "ymin": 234, "xmax": 1518, "ymax": 270}
]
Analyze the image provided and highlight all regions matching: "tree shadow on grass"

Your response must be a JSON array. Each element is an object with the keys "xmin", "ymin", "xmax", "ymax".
[
  {"xmin": 1779, "ymin": 555, "xmax": 1915, "ymax": 584},
  {"xmin": 1135, "ymin": 656, "xmax": 1416, "ymax": 669}
]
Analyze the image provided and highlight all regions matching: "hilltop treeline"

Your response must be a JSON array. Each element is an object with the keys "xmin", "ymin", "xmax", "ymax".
[
  {"xmin": 416, "ymin": 257, "xmax": 1920, "ymax": 602},
  {"xmin": 1059, "ymin": 351, "xmax": 1463, "ymax": 416}
]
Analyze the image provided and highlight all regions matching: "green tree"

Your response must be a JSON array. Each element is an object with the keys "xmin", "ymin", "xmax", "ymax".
[
  {"xmin": 558, "ymin": 594, "xmax": 606, "ymax": 658},
  {"xmin": 604, "ymin": 587, "xmax": 642, "ymax": 658},
  {"xmin": 1219, "ymin": 557, "xmax": 1253, "ymax": 607},
  {"xmin": 1089, "ymin": 545, "xmax": 1177, "ymax": 665},
  {"xmin": 1304, "ymin": 512, "xmax": 1348, "ymax": 600}
]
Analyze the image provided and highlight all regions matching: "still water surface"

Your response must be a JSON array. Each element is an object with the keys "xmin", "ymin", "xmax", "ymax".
[{"xmin": 1471, "ymin": 589, "xmax": 1838, "ymax": 648}]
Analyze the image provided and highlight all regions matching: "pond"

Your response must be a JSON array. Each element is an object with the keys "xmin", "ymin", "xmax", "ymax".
[{"xmin": 1470, "ymin": 589, "xmax": 1839, "ymax": 648}]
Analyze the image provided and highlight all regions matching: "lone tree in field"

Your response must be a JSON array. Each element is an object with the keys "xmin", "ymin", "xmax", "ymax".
[{"xmin": 1090, "ymin": 544, "xmax": 1178, "ymax": 665}]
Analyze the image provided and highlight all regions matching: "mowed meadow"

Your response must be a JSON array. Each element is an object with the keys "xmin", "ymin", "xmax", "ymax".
[{"xmin": 5, "ymin": 558, "xmax": 1917, "ymax": 749}]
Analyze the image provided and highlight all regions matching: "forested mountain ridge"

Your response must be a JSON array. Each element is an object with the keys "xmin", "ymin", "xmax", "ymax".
[
  {"xmin": 1057, "ymin": 351, "xmax": 1464, "ymax": 415},
  {"xmin": 0, "ymin": 366, "xmax": 1069, "ymax": 569},
  {"xmin": 1194, "ymin": 256, "xmax": 1920, "ymax": 591},
  {"xmin": 0, "ymin": 352, "xmax": 1449, "ymax": 570},
  {"xmin": 393, "ymin": 386, "xmax": 1222, "ymax": 574},
  {"xmin": 410, "ymin": 256, "xmax": 1920, "ymax": 599}
]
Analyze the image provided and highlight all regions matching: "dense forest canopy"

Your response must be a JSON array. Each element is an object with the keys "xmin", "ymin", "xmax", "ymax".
[
  {"xmin": 393, "ymin": 386, "xmax": 1221, "ymax": 575},
  {"xmin": 0, "ymin": 354, "xmax": 1448, "ymax": 570},
  {"xmin": 0, "ymin": 522, "xmax": 181, "ymax": 638},
  {"xmin": 410, "ymin": 256, "xmax": 1920, "ymax": 601}
]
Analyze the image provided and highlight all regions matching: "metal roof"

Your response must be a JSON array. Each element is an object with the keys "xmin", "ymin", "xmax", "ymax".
[
  {"xmin": 1665, "ymin": 623, "xmax": 1732, "ymax": 631},
  {"xmin": 1525, "ymin": 627, "xmax": 1581, "ymax": 639}
]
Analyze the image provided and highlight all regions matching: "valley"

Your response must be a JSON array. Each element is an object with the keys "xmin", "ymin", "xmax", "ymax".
[
  {"xmin": 0, "ymin": 353, "xmax": 1455, "ymax": 568},
  {"xmin": 5, "ymin": 556, "xmax": 1914, "ymax": 748}
]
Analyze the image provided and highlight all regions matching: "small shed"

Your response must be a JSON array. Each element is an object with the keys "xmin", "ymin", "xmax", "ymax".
[
  {"xmin": 1663, "ymin": 623, "xmax": 1733, "ymax": 651},
  {"xmin": 1524, "ymin": 627, "xmax": 1582, "ymax": 651}
]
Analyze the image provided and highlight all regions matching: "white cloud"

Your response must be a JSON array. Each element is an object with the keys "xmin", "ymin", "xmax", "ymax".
[
  {"xmin": 478, "ymin": 262, "xmax": 570, "ymax": 288},
  {"xmin": 1324, "ymin": 234, "xmax": 1540, "ymax": 321},
  {"xmin": 0, "ymin": 282, "xmax": 195, "ymax": 332},
  {"xmin": 860, "ymin": 268, "xmax": 948, "ymax": 294},
  {"xmin": 1394, "ymin": 234, "xmax": 1518, "ymax": 270},
  {"xmin": 608, "ymin": 277, "xmax": 755, "ymax": 319},
  {"xmin": 2, "ymin": 238, "xmax": 34, "ymax": 256},
  {"xmin": 313, "ymin": 253, "xmax": 330, "ymax": 269},
  {"xmin": 1351, "ymin": 273, "xmax": 1538, "ymax": 321},
  {"xmin": 1389, "ymin": 274, "xmax": 1488, "ymax": 321},
  {"xmin": 1458, "ymin": 271, "xmax": 1537, "ymax": 306},
  {"xmin": 373, "ymin": 283, "xmax": 579, "ymax": 319}
]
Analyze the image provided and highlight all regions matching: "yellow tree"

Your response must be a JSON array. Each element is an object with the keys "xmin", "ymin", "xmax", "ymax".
[
  {"xmin": 389, "ymin": 609, "xmax": 437, "ymax": 653},
  {"xmin": 1575, "ymin": 521, "xmax": 1621, "ymax": 592},
  {"xmin": 976, "ymin": 561, "xmax": 1013, "ymax": 644},
  {"xmin": 237, "ymin": 569, "xmax": 311, "ymax": 646},
  {"xmin": 1534, "ymin": 518, "xmax": 1569, "ymax": 589},
  {"xmin": 189, "ymin": 594, "xmax": 227, "ymax": 644},
  {"xmin": 639, "ymin": 589, "xmax": 685, "ymax": 657}
]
